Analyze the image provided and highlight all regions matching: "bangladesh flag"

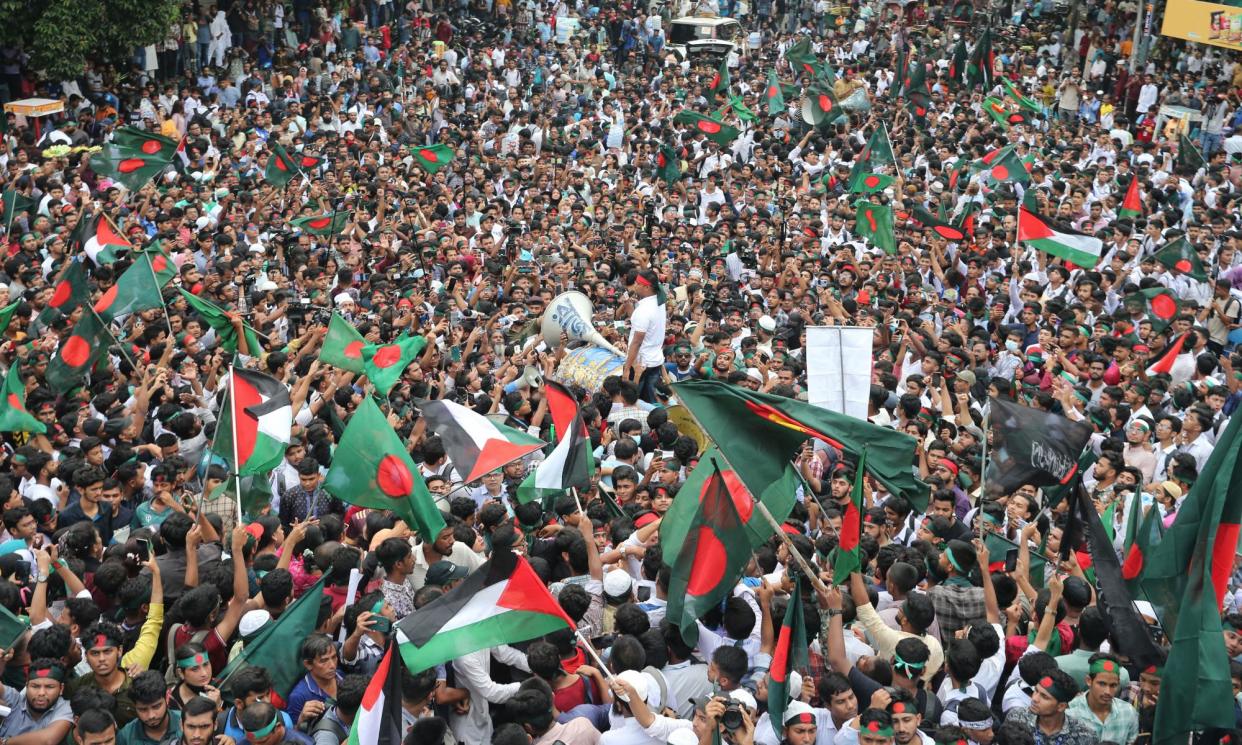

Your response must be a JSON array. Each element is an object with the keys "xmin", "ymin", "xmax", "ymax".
[
  {"xmin": 848, "ymin": 172, "xmax": 894, "ymax": 195},
  {"xmin": 673, "ymin": 110, "xmax": 740, "ymax": 147},
  {"xmin": 1121, "ymin": 487, "xmax": 1164, "ymax": 592},
  {"xmin": 948, "ymin": 36, "xmax": 968, "ymax": 87},
  {"xmin": 110, "ymin": 126, "xmax": 182, "ymax": 160},
  {"xmin": 1177, "ymin": 133, "xmax": 1205, "ymax": 175},
  {"xmin": 216, "ymin": 578, "xmax": 325, "ymax": 697},
  {"xmin": 984, "ymin": 531, "xmax": 1046, "ymax": 589},
  {"xmin": 410, "ymin": 143, "xmax": 456, "ymax": 174},
  {"xmin": 966, "ymin": 28, "xmax": 994, "ymax": 88},
  {"xmin": 70, "ymin": 213, "xmax": 130, "ymax": 265},
  {"xmin": 1017, "ymin": 205, "xmax": 1103, "ymax": 267},
  {"xmin": 1155, "ymin": 237, "xmax": 1209, "ymax": 282},
  {"xmin": 709, "ymin": 56, "xmax": 731, "ymax": 95},
  {"xmin": 854, "ymin": 200, "xmax": 895, "ymax": 254},
  {"xmin": 784, "ymin": 38, "xmax": 819, "ymax": 78},
  {"xmin": 890, "ymin": 45, "xmax": 907, "ymax": 102},
  {"xmin": 419, "ymin": 398, "xmax": 544, "ymax": 483},
  {"xmin": 395, "ymin": 548, "xmax": 572, "ymax": 673},
  {"xmin": 45, "ymin": 260, "xmax": 90, "ymax": 318},
  {"xmin": 906, "ymin": 91, "xmax": 931, "ymax": 127},
  {"xmin": 980, "ymin": 146, "xmax": 1031, "ymax": 186},
  {"xmin": 94, "ymin": 244, "xmax": 176, "ymax": 323},
  {"xmin": 767, "ymin": 583, "xmax": 808, "ymax": 731},
  {"xmin": 319, "ymin": 313, "xmax": 366, "ymax": 373},
  {"xmin": 296, "ymin": 152, "xmax": 324, "ymax": 171},
  {"xmin": 765, "ymin": 69, "xmax": 787, "ymax": 115},
  {"xmin": 0, "ymin": 363, "xmax": 45, "ymax": 434},
  {"xmin": 324, "ymin": 397, "xmax": 446, "ymax": 541},
  {"xmin": 263, "ymin": 141, "xmax": 302, "ymax": 187},
  {"xmin": 290, "ymin": 212, "xmax": 351, "ymax": 236},
  {"xmin": 1137, "ymin": 287, "xmax": 1180, "ymax": 331},
  {"xmin": 1, "ymin": 189, "xmax": 35, "ymax": 231},
  {"xmin": 178, "ymin": 289, "xmax": 264, "ymax": 355},
  {"xmin": 832, "ymin": 449, "xmax": 867, "ymax": 584},
  {"xmin": 1118, "ymin": 176, "xmax": 1143, "ymax": 221},
  {"xmin": 662, "ymin": 457, "xmax": 751, "ymax": 645},
  {"xmin": 672, "ymin": 380, "xmax": 928, "ymax": 510},
  {"xmin": 663, "ymin": 444, "xmax": 786, "ymax": 554},
  {"xmin": 213, "ymin": 367, "xmax": 292, "ymax": 476},
  {"xmin": 982, "ymin": 97, "xmax": 1015, "ymax": 129},
  {"xmin": 46, "ymin": 310, "xmax": 110, "ymax": 390},
  {"xmin": 802, "ymin": 83, "xmax": 843, "ymax": 128},
  {"xmin": 346, "ymin": 643, "xmax": 405, "ymax": 745},
  {"xmin": 983, "ymin": 397, "xmax": 1093, "ymax": 500},
  {"xmin": 91, "ymin": 142, "xmax": 171, "ymax": 192},
  {"xmin": 859, "ymin": 127, "xmax": 896, "ymax": 168},
  {"xmin": 1002, "ymin": 78, "xmax": 1043, "ymax": 113},
  {"xmin": 911, "ymin": 206, "xmax": 967, "ymax": 242},
  {"xmin": 656, "ymin": 144, "xmax": 680, "ymax": 186},
  {"xmin": 517, "ymin": 383, "xmax": 594, "ymax": 505},
  {"xmin": 362, "ymin": 334, "xmax": 426, "ymax": 395},
  {"xmin": 900, "ymin": 57, "xmax": 929, "ymax": 99},
  {"xmin": 725, "ymin": 95, "xmax": 758, "ymax": 123}
]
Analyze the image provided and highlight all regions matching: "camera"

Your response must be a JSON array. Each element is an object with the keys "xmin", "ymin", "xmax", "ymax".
[{"xmin": 720, "ymin": 700, "xmax": 744, "ymax": 732}]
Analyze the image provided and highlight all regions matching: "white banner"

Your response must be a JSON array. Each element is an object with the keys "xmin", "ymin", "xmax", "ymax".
[{"xmin": 806, "ymin": 326, "xmax": 873, "ymax": 421}]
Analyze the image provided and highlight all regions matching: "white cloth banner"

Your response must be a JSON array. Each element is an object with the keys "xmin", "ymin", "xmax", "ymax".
[{"xmin": 806, "ymin": 326, "xmax": 873, "ymax": 421}]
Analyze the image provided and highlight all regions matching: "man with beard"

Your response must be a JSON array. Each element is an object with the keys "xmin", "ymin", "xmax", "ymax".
[
  {"xmin": 66, "ymin": 623, "xmax": 137, "ymax": 726},
  {"xmin": 408, "ymin": 521, "xmax": 483, "ymax": 591},
  {"xmin": 177, "ymin": 695, "xmax": 235, "ymax": 745},
  {"xmin": 0, "ymin": 658, "xmax": 74, "ymax": 744},
  {"xmin": 118, "ymin": 671, "xmax": 181, "ymax": 745}
]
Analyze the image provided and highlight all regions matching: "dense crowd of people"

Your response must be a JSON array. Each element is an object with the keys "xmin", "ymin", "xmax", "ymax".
[{"xmin": 0, "ymin": 0, "xmax": 1240, "ymax": 743}]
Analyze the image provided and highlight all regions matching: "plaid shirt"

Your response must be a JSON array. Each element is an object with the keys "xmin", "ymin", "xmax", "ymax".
[
  {"xmin": 929, "ymin": 579, "xmax": 987, "ymax": 646},
  {"xmin": 1006, "ymin": 707, "xmax": 1101, "ymax": 745},
  {"xmin": 1067, "ymin": 695, "xmax": 1138, "ymax": 745}
]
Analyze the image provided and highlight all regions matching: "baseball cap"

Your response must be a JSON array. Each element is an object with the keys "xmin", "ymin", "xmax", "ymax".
[{"xmin": 426, "ymin": 561, "xmax": 469, "ymax": 587}]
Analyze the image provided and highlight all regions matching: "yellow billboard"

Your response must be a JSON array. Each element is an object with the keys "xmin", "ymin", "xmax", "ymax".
[{"xmin": 1162, "ymin": 0, "xmax": 1242, "ymax": 51}]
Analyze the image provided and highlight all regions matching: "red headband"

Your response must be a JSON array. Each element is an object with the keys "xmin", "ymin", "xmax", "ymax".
[{"xmin": 635, "ymin": 275, "xmax": 652, "ymax": 287}]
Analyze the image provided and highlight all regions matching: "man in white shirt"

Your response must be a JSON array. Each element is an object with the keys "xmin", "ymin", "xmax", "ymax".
[
  {"xmin": 624, "ymin": 269, "xmax": 667, "ymax": 404},
  {"xmin": 450, "ymin": 645, "xmax": 530, "ymax": 743}
]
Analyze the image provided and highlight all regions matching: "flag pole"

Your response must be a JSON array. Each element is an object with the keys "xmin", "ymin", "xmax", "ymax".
[
  {"xmin": 228, "ymin": 369, "xmax": 244, "ymax": 527},
  {"xmin": 574, "ymin": 629, "xmax": 614, "ymax": 679},
  {"xmin": 143, "ymin": 244, "xmax": 176, "ymax": 339},
  {"xmin": 978, "ymin": 406, "xmax": 989, "ymax": 539}
]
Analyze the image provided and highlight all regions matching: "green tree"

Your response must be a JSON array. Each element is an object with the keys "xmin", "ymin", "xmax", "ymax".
[{"xmin": 0, "ymin": 0, "xmax": 181, "ymax": 80}]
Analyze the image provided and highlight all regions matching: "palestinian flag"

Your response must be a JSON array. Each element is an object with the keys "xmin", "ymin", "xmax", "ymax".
[
  {"xmin": 672, "ymin": 380, "xmax": 928, "ymax": 510},
  {"xmin": 656, "ymin": 143, "xmax": 680, "ymax": 186},
  {"xmin": 1017, "ymin": 206, "xmax": 1103, "ymax": 267},
  {"xmin": 209, "ymin": 473, "xmax": 274, "ymax": 519},
  {"xmin": 948, "ymin": 37, "xmax": 968, "ymax": 87},
  {"xmin": 767, "ymin": 583, "xmax": 808, "ymax": 730},
  {"xmin": 517, "ymin": 382, "xmax": 594, "ymax": 504},
  {"xmin": 1118, "ymin": 177, "xmax": 1143, "ymax": 221},
  {"xmin": 216, "ymin": 579, "xmax": 325, "ymax": 696},
  {"xmin": 0, "ymin": 189, "xmax": 34, "ymax": 230},
  {"xmin": 784, "ymin": 38, "xmax": 819, "ymax": 78},
  {"xmin": 46, "ymin": 310, "xmax": 111, "ymax": 390},
  {"xmin": 70, "ymin": 213, "xmax": 130, "ymax": 265},
  {"xmin": 362, "ymin": 334, "xmax": 426, "ymax": 395},
  {"xmin": 980, "ymin": 146, "xmax": 1031, "ymax": 186},
  {"xmin": 94, "ymin": 244, "xmax": 176, "ymax": 323},
  {"xmin": 911, "ymin": 206, "xmax": 967, "ymax": 242},
  {"xmin": 1177, "ymin": 133, "xmax": 1205, "ymax": 175},
  {"xmin": 802, "ymin": 83, "xmax": 843, "ymax": 128},
  {"xmin": 1155, "ymin": 237, "xmax": 1209, "ymax": 282},
  {"xmin": 213, "ymin": 367, "xmax": 292, "ymax": 476},
  {"xmin": 324, "ymin": 397, "xmax": 446, "ymax": 540},
  {"xmin": 1138, "ymin": 287, "xmax": 1180, "ymax": 331},
  {"xmin": 1121, "ymin": 488, "xmax": 1164, "ymax": 590},
  {"xmin": 1001, "ymin": 78, "xmax": 1043, "ymax": 113},
  {"xmin": 291, "ymin": 212, "xmax": 351, "ymax": 236},
  {"xmin": 832, "ymin": 450, "xmax": 867, "ymax": 584},
  {"xmin": 419, "ymin": 398, "xmax": 544, "ymax": 483},
  {"xmin": 966, "ymin": 28, "xmax": 995, "ymax": 88},
  {"xmin": 673, "ymin": 110, "xmax": 740, "ymax": 147},
  {"xmin": 395, "ymin": 548, "xmax": 573, "ymax": 673},
  {"xmin": 263, "ymin": 141, "xmax": 302, "ymax": 187},
  {"xmin": 765, "ymin": 69, "xmax": 787, "ymax": 115},
  {"xmin": 318, "ymin": 313, "xmax": 366, "ymax": 373},
  {"xmin": 709, "ymin": 56, "xmax": 731, "ymax": 95},
  {"xmin": 0, "ymin": 363, "xmax": 45, "ymax": 434},
  {"xmin": 346, "ymin": 643, "xmax": 405, "ymax": 745},
  {"xmin": 411, "ymin": 144, "xmax": 456, "ymax": 175},
  {"xmin": 42, "ymin": 260, "xmax": 90, "ymax": 321},
  {"xmin": 662, "ymin": 457, "xmax": 751, "ymax": 645},
  {"xmin": 179, "ymin": 290, "xmax": 263, "ymax": 355},
  {"xmin": 854, "ymin": 200, "xmax": 895, "ymax": 254},
  {"xmin": 1145, "ymin": 333, "xmax": 1189, "ymax": 377}
]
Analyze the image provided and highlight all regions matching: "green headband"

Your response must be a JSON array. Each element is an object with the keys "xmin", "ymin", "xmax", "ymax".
[
  {"xmin": 177, "ymin": 652, "xmax": 210, "ymax": 669},
  {"xmin": 1089, "ymin": 659, "xmax": 1121, "ymax": 677},
  {"xmin": 944, "ymin": 546, "xmax": 966, "ymax": 574},
  {"xmin": 28, "ymin": 665, "xmax": 64, "ymax": 682},
  {"xmin": 861, "ymin": 721, "xmax": 895, "ymax": 738},
  {"xmin": 981, "ymin": 511, "xmax": 1002, "ymax": 525},
  {"xmin": 1038, "ymin": 675, "xmax": 1076, "ymax": 703},
  {"xmin": 893, "ymin": 651, "xmax": 926, "ymax": 672},
  {"xmin": 370, "ymin": 600, "xmax": 384, "ymax": 615},
  {"xmin": 247, "ymin": 711, "xmax": 281, "ymax": 738}
]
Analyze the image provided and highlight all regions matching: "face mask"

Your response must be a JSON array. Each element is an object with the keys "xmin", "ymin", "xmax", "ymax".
[{"xmin": 1005, "ymin": 340, "xmax": 1020, "ymax": 352}]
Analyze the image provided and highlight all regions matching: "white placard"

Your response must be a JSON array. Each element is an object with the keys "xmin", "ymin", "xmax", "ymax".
[
  {"xmin": 806, "ymin": 326, "xmax": 873, "ymax": 421},
  {"xmin": 555, "ymin": 17, "xmax": 579, "ymax": 44}
]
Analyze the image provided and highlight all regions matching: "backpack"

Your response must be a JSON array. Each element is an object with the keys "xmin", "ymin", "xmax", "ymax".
[{"xmin": 165, "ymin": 624, "xmax": 211, "ymax": 684}]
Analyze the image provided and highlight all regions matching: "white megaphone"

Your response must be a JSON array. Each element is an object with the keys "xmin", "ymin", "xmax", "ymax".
[
  {"xmin": 541, "ymin": 291, "xmax": 626, "ymax": 358},
  {"xmin": 514, "ymin": 365, "xmax": 544, "ymax": 390}
]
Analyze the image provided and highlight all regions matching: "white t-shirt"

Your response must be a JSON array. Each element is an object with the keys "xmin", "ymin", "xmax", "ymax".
[{"xmin": 629, "ymin": 295, "xmax": 666, "ymax": 369}]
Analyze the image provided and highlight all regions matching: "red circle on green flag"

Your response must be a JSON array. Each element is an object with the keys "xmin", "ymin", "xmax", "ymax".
[
  {"xmin": 376, "ymin": 454, "xmax": 413, "ymax": 497},
  {"xmin": 711, "ymin": 74, "xmax": 721, "ymax": 88},
  {"xmin": 1174, "ymin": 259, "xmax": 1192, "ymax": 273},
  {"xmin": 818, "ymin": 94, "xmax": 833, "ymax": 112},
  {"xmin": 151, "ymin": 255, "xmax": 169, "ymax": 273},
  {"xmin": 118, "ymin": 158, "xmax": 147, "ymax": 173},
  {"xmin": 992, "ymin": 165, "xmax": 1009, "ymax": 180},
  {"xmin": 308, "ymin": 217, "xmax": 331, "ymax": 230},
  {"xmin": 344, "ymin": 341, "xmax": 364, "ymax": 359},
  {"xmin": 60, "ymin": 336, "xmax": 91, "ymax": 367},
  {"xmin": 697, "ymin": 120, "xmax": 721, "ymax": 134},
  {"xmin": 865, "ymin": 175, "xmax": 881, "ymax": 188},
  {"xmin": 275, "ymin": 158, "xmax": 289, "ymax": 171},
  {"xmin": 720, "ymin": 469, "xmax": 753, "ymax": 521},
  {"xmin": 767, "ymin": 85, "xmax": 778, "ymax": 98},
  {"xmin": 803, "ymin": 63, "xmax": 814, "ymax": 73},
  {"xmin": 934, "ymin": 226, "xmax": 965, "ymax": 240},
  {"xmin": 300, "ymin": 157, "xmax": 317, "ymax": 167},
  {"xmin": 686, "ymin": 526, "xmax": 727, "ymax": 595},
  {"xmin": 372, "ymin": 344, "xmax": 403, "ymax": 368},
  {"xmin": 6, "ymin": 394, "xmax": 24, "ymax": 412},
  {"xmin": 93, "ymin": 285, "xmax": 118, "ymax": 313},
  {"xmin": 418, "ymin": 148, "xmax": 439, "ymax": 163},
  {"xmin": 656, "ymin": 153, "xmax": 666, "ymax": 167},
  {"xmin": 141, "ymin": 140, "xmax": 163, "ymax": 155},
  {"xmin": 1152, "ymin": 294, "xmax": 1176, "ymax": 319},
  {"xmin": 50, "ymin": 280, "xmax": 72, "ymax": 308}
]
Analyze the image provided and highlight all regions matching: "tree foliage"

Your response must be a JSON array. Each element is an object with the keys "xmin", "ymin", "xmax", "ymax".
[{"xmin": 0, "ymin": 0, "xmax": 181, "ymax": 80}]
